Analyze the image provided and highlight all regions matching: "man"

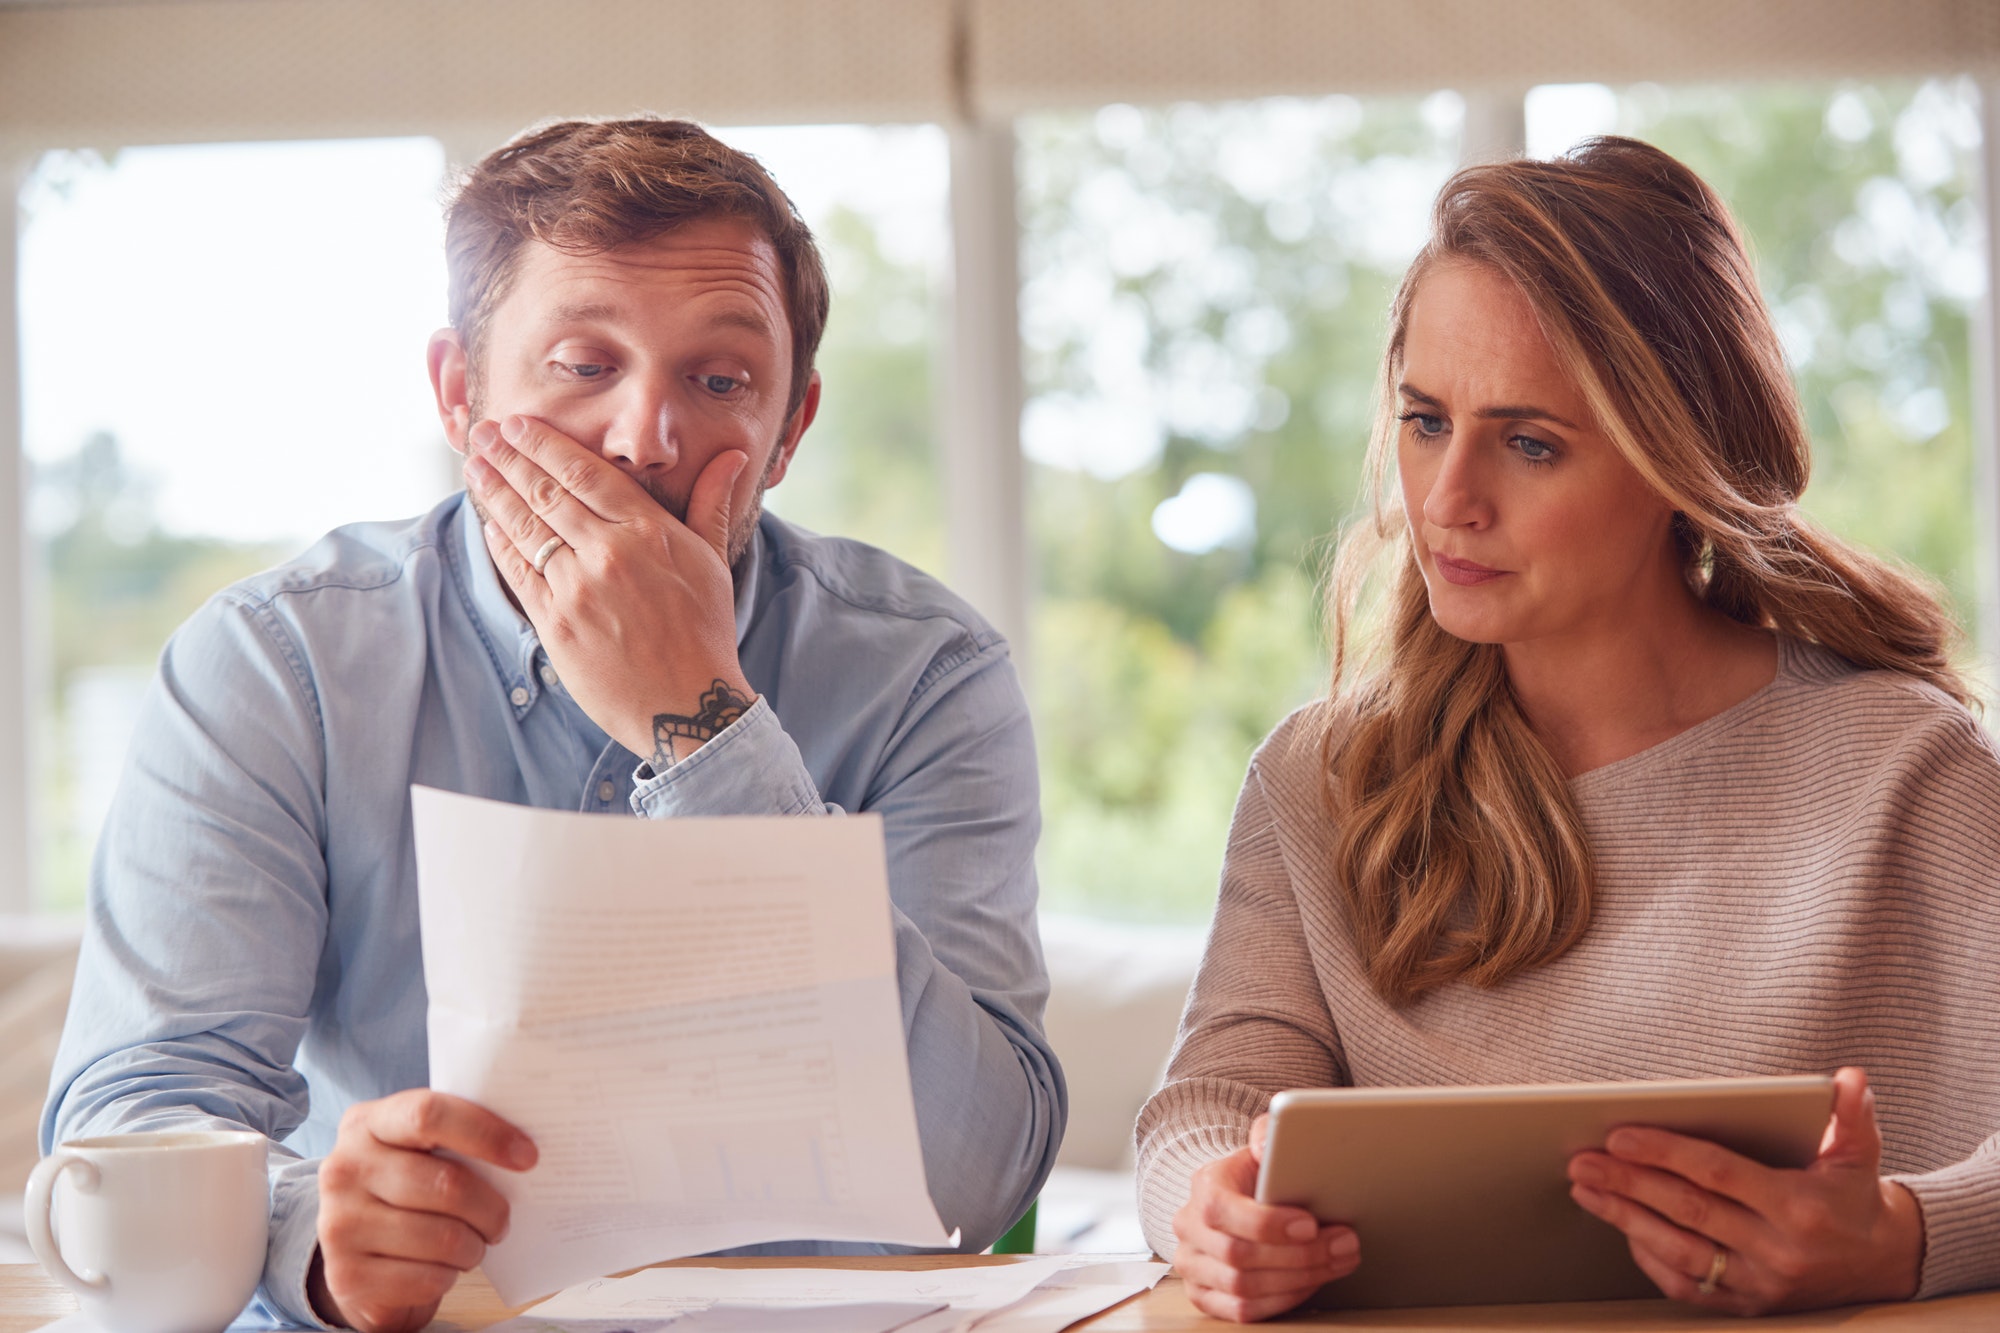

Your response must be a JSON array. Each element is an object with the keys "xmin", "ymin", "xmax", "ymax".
[{"xmin": 44, "ymin": 118, "xmax": 1064, "ymax": 1333}]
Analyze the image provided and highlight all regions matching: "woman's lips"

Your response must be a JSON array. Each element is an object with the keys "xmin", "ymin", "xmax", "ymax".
[{"xmin": 1432, "ymin": 553, "xmax": 1509, "ymax": 586}]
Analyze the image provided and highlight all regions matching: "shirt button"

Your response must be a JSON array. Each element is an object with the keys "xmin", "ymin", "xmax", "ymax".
[
  {"xmin": 509, "ymin": 686, "xmax": 531, "ymax": 707},
  {"xmin": 597, "ymin": 780, "xmax": 617, "ymax": 804},
  {"xmin": 540, "ymin": 665, "xmax": 559, "ymax": 687}
]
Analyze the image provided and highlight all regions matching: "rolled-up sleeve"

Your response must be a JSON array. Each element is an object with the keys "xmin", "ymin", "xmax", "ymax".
[
  {"xmin": 630, "ymin": 651, "xmax": 1065, "ymax": 1251},
  {"xmin": 42, "ymin": 592, "xmax": 336, "ymax": 1329}
]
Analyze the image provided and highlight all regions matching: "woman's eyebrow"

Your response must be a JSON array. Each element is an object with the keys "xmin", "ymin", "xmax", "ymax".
[
  {"xmin": 1397, "ymin": 381, "xmax": 1578, "ymax": 430},
  {"xmin": 1477, "ymin": 403, "xmax": 1579, "ymax": 429}
]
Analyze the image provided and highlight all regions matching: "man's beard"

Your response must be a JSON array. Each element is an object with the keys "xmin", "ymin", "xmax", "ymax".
[{"xmin": 630, "ymin": 447, "xmax": 780, "ymax": 570}]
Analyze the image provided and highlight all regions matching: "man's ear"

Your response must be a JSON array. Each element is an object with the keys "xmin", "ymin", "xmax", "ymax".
[
  {"xmin": 427, "ymin": 328, "xmax": 473, "ymax": 454},
  {"xmin": 763, "ymin": 371, "xmax": 821, "ymax": 491}
]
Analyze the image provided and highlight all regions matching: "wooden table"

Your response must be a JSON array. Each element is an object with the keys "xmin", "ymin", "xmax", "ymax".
[{"xmin": 8, "ymin": 1258, "xmax": 2000, "ymax": 1331}]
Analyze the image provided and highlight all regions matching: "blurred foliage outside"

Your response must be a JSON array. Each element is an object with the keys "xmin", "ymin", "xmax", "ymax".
[
  {"xmin": 1018, "ymin": 95, "xmax": 1455, "ymax": 921},
  {"xmin": 764, "ymin": 204, "xmax": 948, "ymax": 576},
  {"xmin": 29, "ymin": 82, "xmax": 1988, "ymax": 925}
]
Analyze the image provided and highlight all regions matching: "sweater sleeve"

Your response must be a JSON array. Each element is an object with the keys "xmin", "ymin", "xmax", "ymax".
[
  {"xmin": 1133, "ymin": 758, "xmax": 1345, "ymax": 1259},
  {"xmin": 1864, "ymin": 704, "xmax": 2000, "ymax": 1296},
  {"xmin": 1889, "ymin": 1139, "xmax": 2000, "ymax": 1299},
  {"xmin": 1870, "ymin": 706, "xmax": 2000, "ymax": 1299}
]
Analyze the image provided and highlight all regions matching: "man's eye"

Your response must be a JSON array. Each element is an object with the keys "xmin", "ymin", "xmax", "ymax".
[
  {"xmin": 700, "ymin": 374, "xmax": 743, "ymax": 395},
  {"xmin": 557, "ymin": 362, "xmax": 608, "ymax": 380}
]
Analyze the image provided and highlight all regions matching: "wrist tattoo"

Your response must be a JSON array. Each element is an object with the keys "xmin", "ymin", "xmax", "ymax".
[{"xmin": 651, "ymin": 680, "xmax": 754, "ymax": 768}]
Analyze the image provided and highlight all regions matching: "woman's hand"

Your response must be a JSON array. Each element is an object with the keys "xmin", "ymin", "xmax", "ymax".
[
  {"xmin": 462, "ymin": 414, "xmax": 754, "ymax": 764},
  {"xmin": 1567, "ymin": 1067, "xmax": 1925, "ymax": 1314},
  {"xmin": 1171, "ymin": 1113, "xmax": 1360, "ymax": 1322}
]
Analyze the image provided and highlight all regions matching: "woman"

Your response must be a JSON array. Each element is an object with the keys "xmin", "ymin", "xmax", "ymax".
[{"xmin": 1136, "ymin": 136, "xmax": 2000, "ymax": 1322}]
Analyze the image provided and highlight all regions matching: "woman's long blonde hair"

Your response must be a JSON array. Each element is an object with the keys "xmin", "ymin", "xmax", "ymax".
[{"xmin": 1325, "ymin": 136, "xmax": 1969, "ymax": 1006}]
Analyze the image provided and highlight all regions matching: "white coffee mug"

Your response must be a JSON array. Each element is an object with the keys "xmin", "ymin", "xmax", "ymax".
[{"xmin": 25, "ymin": 1130, "xmax": 270, "ymax": 1333}]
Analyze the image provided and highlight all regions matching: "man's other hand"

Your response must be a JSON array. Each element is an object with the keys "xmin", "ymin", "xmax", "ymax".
[{"xmin": 311, "ymin": 1090, "xmax": 537, "ymax": 1332}]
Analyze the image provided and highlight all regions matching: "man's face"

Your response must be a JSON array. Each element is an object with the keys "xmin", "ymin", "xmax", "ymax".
[{"xmin": 442, "ymin": 217, "xmax": 817, "ymax": 565}]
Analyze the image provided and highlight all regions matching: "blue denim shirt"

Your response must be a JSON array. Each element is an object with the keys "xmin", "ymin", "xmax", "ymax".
[{"xmin": 44, "ymin": 494, "xmax": 1064, "ymax": 1326}]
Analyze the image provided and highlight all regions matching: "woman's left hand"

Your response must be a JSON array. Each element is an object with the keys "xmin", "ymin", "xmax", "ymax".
[{"xmin": 1566, "ymin": 1066, "xmax": 1925, "ymax": 1314}]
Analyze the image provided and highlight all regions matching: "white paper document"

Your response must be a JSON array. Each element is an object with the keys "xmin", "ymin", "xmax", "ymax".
[
  {"xmin": 966, "ymin": 1258, "xmax": 1170, "ymax": 1333},
  {"xmin": 477, "ymin": 1303, "xmax": 943, "ymax": 1333},
  {"xmin": 412, "ymin": 786, "xmax": 955, "ymax": 1306},
  {"xmin": 529, "ymin": 1257, "xmax": 1068, "ymax": 1323}
]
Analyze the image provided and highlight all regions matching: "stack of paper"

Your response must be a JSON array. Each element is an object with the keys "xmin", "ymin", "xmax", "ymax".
[{"xmin": 483, "ymin": 1255, "xmax": 1170, "ymax": 1333}]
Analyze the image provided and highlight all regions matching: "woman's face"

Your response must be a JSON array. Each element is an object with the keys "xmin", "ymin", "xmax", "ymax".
[{"xmin": 1395, "ymin": 260, "xmax": 1681, "ymax": 650}]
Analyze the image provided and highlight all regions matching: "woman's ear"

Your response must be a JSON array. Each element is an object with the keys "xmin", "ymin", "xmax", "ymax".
[
  {"xmin": 1670, "ymin": 512, "xmax": 1703, "ymax": 559},
  {"xmin": 427, "ymin": 328, "xmax": 473, "ymax": 454}
]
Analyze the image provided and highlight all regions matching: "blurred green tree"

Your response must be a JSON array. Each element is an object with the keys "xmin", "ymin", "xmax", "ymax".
[{"xmin": 765, "ymin": 204, "xmax": 947, "ymax": 577}]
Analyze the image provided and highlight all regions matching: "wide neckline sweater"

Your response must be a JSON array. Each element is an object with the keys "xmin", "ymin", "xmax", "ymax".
[{"xmin": 1136, "ymin": 635, "xmax": 2000, "ymax": 1299}]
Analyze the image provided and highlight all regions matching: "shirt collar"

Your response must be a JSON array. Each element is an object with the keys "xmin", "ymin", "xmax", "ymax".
[
  {"xmin": 455, "ymin": 495, "xmax": 541, "ymax": 707},
  {"xmin": 452, "ymin": 493, "xmax": 765, "ymax": 709}
]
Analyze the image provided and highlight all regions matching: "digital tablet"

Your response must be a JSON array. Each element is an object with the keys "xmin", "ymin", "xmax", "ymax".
[{"xmin": 1255, "ymin": 1075, "xmax": 1834, "ymax": 1309}]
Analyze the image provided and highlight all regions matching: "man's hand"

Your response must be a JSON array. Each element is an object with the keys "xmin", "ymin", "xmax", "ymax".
[
  {"xmin": 463, "ymin": 414, "xmax": 756, "ymax": 764},
  {"xmin": 312, "ymin": 1090, "xmax": 537, "ymax": 1332},
  {"xmin": 1171, "ymin": 1113, "xmax": 1359, "ymax": 1322},
  {"xmin": 1567, "ymin": 1067, "xmax": 1925, "ymax": 1314}
]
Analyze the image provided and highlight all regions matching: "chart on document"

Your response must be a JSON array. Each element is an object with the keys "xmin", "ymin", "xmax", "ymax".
[
  {"xmin": 480, "ymin": 1026, "xmax": 861, "ymax": 1238},
  {"xmin": 656, "ymin": 1048, "xmax": 848, "ymax": 1210}
]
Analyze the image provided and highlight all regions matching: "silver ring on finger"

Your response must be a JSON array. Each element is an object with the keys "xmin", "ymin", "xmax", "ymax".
[
  {"xmin": 1696, "ymin": 1245, "xmax": 1728, "ymax": 1296},
  {"xmin": 530, "ymin": 534, "xmax": 567, "ymax": 574}
]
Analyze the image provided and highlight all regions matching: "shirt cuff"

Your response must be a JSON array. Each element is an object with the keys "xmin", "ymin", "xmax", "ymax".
[
  {"xmin": 629, "ymin": 696, "xmax": 824, "ymax": 819},
  {"xmin": 258, "ymin": 1154, "xmax": 336, "ymax": 1328}
]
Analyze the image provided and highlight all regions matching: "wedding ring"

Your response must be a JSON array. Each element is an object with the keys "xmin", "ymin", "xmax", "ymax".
[
  {"xmin": 530, "ymin": 534, "xmax": 567, "ymax": 574},
  {"xmin": 1696, "ymin": 1245, "xmax": 1728, "ymax": 1296}
]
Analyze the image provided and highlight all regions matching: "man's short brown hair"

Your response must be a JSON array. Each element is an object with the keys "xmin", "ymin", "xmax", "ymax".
[{"xmin": 446, "ymin": 117, "xmax": 830, "ymax": 417}]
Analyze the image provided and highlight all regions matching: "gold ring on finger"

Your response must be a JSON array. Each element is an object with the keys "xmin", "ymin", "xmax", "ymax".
[{"xmin": 1696, "ymin": 1245, "xmax": 1728, "ymax": 1296}]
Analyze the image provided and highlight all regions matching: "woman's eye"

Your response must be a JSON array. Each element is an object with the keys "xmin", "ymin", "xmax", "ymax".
[
  {"xmin": 700, "ymin": 374, "xmax": 743, "ymax": 395},
  {"xmin": 1514, "ymin": 434, "xmax": 1557, "ymax": 462},
  {"xmin": 1398, "ymin": 411, "xmax": 1446, "ymax": 437}
]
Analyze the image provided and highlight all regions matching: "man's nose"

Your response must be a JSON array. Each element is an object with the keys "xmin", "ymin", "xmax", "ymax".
[
  {"xmin": 600, "ymin": 378, "xmax": 679, "ymax": 471},
  {"xmin": 1421, "ymin": 434, "xmax": 1492, "ymax": 533}
]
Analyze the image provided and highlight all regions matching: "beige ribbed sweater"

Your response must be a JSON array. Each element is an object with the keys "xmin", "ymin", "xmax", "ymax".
[{"xmin": 1136, "ymin": 636, "xmax": 2000, "ymax": 1299}]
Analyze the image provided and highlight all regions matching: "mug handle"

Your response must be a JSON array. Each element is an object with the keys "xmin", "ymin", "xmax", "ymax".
[{"xmin": 25, "ymin": 1150, "xmax": 110, "ymax": 1295}]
